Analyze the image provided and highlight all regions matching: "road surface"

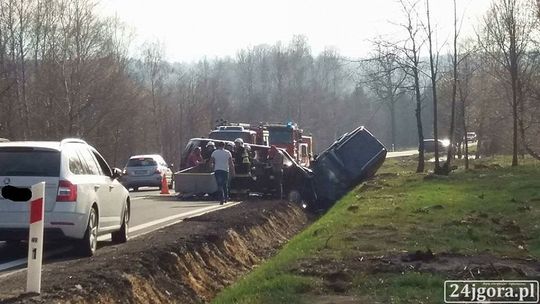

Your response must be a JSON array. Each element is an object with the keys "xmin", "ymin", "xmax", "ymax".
[
  {"xmin": 387, "ymin": 149, "xmax": 418, "ymax": 158},
  {"xmin": 0, "ymin": 187, "xmax": 238, "ymax": 275}
]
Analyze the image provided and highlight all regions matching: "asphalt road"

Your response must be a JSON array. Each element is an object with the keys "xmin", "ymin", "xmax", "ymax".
[
  {"xmin": 387, "ymin": 149, "xmax": 418, "ymax": 158},
  {"xmin": 125, "ymin": 187, "xmax": 224, "ymax": 237},
  {"xmin": 0, "ymin": 187, "xmax": 236, "ymax": 275}
]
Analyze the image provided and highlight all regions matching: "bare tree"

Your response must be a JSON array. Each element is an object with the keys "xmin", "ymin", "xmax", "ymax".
[
  {"xmin": 518, "ymin": 52, "xmax": 540, "ymax": 160},
  {"xmin": 457, "ymin": 50, "xmax": 478, "ymax": 169},
  {"xmin": 442, "ymin": 0, "xmax": 460, "ymax": 173},
  {"xmin": 288, "ymin": 35, "xmax": 312, "ymax": 126},
  {"xmin": 424, "ymin": 0, "xmax": 443, "ymax": 172},
  {"xmin": 362, "ymin": 42, "xmax": 407, "ymax": 151},
  {"xmin": 15, "ymin": 0, "xmax": 31, "ymax": 138},
  {"xmin": 479, "ymin": 0, "xmax": 537, "ymax": 166},
  {"xmin": 395, "ymin": 0, "xmax": 427, "ymax": 172},
  {"xmin": 142, "ymin": 40, "xmax": 166, "ymax": 154}
]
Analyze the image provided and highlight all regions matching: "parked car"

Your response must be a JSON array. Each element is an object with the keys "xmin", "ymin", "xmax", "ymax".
[
  {"xmin": 0, "ymin": 138, "xmax": 130, "ymax": 256},
  {"xmin": 466, "ymin": 132, "xmax": 477, "ymax": 142},
  {"xmin": 120, "ymin": 154, "xmax": 173, "ymax": 191},
  {"xmin": 423, "ymin": 139, "xmax": 450, "ymax": 153}
]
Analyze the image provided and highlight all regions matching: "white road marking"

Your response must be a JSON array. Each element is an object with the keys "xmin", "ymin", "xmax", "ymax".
[
  {"xmin": 130, "ymin": 203, "xmax": 233, "ymax": 233},
  {"xmin": 130, "ymin": 197, "xmax": 147, "ymax": 201},
  {"xmin": 97, "ymin": 202, "xmax": 239, "ymax": 241},
  {"xmin": 0, "ymin": 258, "xmax": 27, "ymax": 273},
  {"xmin": 0, "ymin": 201, "xmax": 240, "ymax": 277},
  {"xmin": 0, "ymin": 247, "xmax": 71, "ymax": 273},
  {"xmin": 128, "ymin": 202, "xmax": 240, "ymax": 239}
]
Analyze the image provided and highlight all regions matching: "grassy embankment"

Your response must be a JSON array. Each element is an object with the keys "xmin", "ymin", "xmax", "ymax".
[{"xmin": 213, "ymin": 155, "xmax": 540, "ymax": 304}]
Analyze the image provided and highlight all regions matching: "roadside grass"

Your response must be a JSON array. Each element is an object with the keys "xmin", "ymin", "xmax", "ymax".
[{"xmin": 213, "ymin": 155, "xmax": 540, "ymax": 304}]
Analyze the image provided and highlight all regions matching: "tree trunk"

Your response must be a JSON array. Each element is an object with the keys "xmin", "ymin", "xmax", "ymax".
[
  {"xmin": 511, "ymin": 72, "xmax": 519, "ymax": 166},
  {"xmin": 414, "ymin": 69, "xmax": 425, "ymax": 173},
  {"xmin": 461, "ymin": 92, "xmax": 469, "ymax": 169},
  {"xmin": 18, "ymin": 1, "xmax": 29, "ymax": 139},
  {"xmin": 443, "ymin": 0, "xmax": 458, "ymax": 174},
  {"xmin": 389, "ymin": 102, "xmax": 397, "ymax": 152},
  {"xmin": 517, "ymin": 81, "xmax": 540, "ymax": 161},
  {"xmin": 426, "ymin": 0, "xmax": 440, "ymax": 172}
]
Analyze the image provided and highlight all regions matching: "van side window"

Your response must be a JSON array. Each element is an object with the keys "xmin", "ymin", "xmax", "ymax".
[
  {"xmin": 92, "ymin": 150, "xmax": 112, "ymax": 177},
  {"xmin": 67, "ymin": 148, "xmax": 86, "ymax": 175},
  {"xmin": 78, "ymin": 148, "xmax": 102, "ymax": 175}
]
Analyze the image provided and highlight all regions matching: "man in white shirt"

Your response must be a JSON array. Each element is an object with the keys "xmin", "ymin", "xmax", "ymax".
[{"xmin": 210, "ymin": 141, "xmax": 235, "ymax": 204}]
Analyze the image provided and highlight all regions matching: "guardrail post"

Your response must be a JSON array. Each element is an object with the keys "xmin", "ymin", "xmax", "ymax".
[{"xmin": 26, "ymin": 182, "xmax": 45, "ymax": 294}]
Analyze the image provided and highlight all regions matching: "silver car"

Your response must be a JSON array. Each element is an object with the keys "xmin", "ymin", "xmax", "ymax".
[
  {"xmin": 120, "ymin": 154, "xmax": 173, "ymax": 191},
  {"xmin": 0, "ymin": 139, "xmax": 130, "ymax": 256}
]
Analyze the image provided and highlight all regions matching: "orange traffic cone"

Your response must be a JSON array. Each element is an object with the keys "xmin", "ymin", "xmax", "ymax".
[{"xmin": 160, "ymin": 175, "xmax": 170, "ymax": 195}]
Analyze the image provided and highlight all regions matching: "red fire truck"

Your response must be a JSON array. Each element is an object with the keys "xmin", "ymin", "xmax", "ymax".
[
  {"xmin": 208, "ymin": 123, "xmax": 270, "ymax": 146},
  {"xmin": 208, "ymin": 121, "xmax": 313, "ymax": 167},
  {"xmin": 266, "ymin": 122, "xmax": 313, "ymax": 167}
]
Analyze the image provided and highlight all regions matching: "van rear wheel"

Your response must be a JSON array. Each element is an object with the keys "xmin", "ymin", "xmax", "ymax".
[
  {"xmin": 77, "ymin": 207, "xmax": 98, "ymax": 257},
  {"xmin": 112, "ymin": 203, "xmax": 129, "ymax": 244},
  {"xmin": 287, "ymin": 189, "xmax": 307, "ymax": 209}
]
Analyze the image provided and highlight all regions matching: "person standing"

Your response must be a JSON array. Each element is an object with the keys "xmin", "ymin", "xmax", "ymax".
[
  {"xmin": 268, "ymin": 145, "xmax": 284, "ymax": 199},
  {"xmin": 233, "ymin": 138, "xmax": 245, "ymax": 173},
  {"xmin": 202, "ymin": 141, "xmax": 215, "ymax": 160},
  {"xmin": 187, "ymin": 147, "xmax": 203, "ymax": 168},
  {"xmin": 210, "ymin": 141, "xmax": 234, "ymax": 205}
]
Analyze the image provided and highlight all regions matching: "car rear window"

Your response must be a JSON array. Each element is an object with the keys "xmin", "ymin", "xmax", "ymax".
[
  {"xmin": 126, "ymin": 158, "xmax": 157, "ymax": 167},
  {"xmin": 0, "ymin": 148, "xmax": 60, "ymax": 177}
]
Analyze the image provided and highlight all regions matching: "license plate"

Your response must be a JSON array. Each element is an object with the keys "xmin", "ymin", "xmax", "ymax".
[{"xmin": 0, "ymin": 186, "xmax": 31, "ymax": 200}]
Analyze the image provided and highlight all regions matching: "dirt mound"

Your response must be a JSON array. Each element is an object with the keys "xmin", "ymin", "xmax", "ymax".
[{"xmin": 0, "ymin": 201, "xmax": 309, "ymax": 303}]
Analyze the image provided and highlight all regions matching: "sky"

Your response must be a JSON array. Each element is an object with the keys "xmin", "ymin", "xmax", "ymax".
[{"xmin": 99, "ymin": 0, "xmax": 493, "ymax": 63}]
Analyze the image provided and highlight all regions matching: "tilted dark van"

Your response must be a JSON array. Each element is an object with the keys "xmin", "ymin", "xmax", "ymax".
[{"xmin": 310, "ymin": 126, "xmax": 387, "ymax": 211}]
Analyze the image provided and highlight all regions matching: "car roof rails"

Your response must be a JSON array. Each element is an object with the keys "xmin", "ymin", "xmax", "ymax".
[{"xmin": 60, "ymin": 138, "xmax": 88, "ymax": 145}]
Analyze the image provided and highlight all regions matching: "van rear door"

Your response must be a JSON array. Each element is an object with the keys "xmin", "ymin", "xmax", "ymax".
[{"xmin": 0, "ymin": 147, "xmax": 60, "ymax": 217}]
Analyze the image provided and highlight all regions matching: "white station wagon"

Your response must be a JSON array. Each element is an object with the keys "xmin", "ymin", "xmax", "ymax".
[{"xmin": 0, "ymin": 139, "xmax": 130, "ymax": 256}]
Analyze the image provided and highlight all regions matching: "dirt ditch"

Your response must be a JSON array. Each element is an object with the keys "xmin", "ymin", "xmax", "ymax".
[
  {"xmin": 0, "ymin": 200, "xmax": 309, "ymax": 304},
  {"xmin": 291, "ymin": 251, "xmax": 540, "ymax": 296}
]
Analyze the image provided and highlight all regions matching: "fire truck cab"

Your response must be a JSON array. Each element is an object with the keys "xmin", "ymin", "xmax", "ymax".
[
  {"xmin": 266, "ymin": 122, "xmax": 313, "ymax": 167},
  {"xmin": 209, "ymin": 123, "xmax": 269, "ymax": 146}
]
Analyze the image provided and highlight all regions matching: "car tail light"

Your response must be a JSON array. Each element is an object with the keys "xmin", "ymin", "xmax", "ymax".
[{"xmin": 57, "ymin": 180, "xmax": 77, "ymax": 202}]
